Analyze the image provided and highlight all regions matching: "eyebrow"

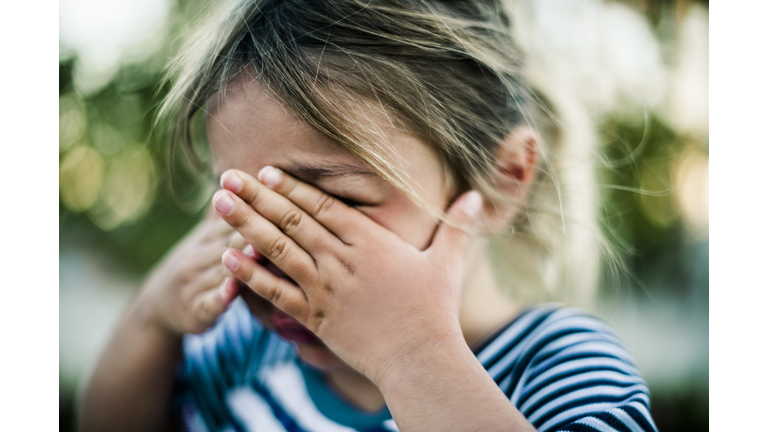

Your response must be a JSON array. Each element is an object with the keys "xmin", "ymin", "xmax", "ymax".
[{"xmin": 283, "ymin": 162, "xmax": 377, "ymax": 184}]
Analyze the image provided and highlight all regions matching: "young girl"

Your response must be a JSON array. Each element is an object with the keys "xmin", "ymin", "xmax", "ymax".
[{"xmin": 79, "ymin": 1, "xmax": 658, "ymax": 431}]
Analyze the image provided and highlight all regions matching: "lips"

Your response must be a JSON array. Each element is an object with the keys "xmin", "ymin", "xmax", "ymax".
[{"xmin": 269, "ymin": 311, "xmax": 322, "ymax": 345}]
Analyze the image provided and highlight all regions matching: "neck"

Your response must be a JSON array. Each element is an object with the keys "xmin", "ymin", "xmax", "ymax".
[{"xmin": 458, "ymin": 237, "xmax": 522, "ymax": 348}]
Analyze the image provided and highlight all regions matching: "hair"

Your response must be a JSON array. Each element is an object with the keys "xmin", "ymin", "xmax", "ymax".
[{"xmin": 158, "ymin": 0, "xmax": 603, "ymax": 306}]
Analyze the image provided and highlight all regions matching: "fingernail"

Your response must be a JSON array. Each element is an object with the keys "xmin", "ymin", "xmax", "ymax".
[
  {"xmin": 244, "ymin": 244, "xmax": 256, "ymax": 258},
  {"xmin": 219, "ymin": 279, "xmax": 231, "ymax": 299},
  {"xmin": 221, "ymin": 171, "xmax": 244, "ymax": 192},
  {"xmin": 258, "ymin": 166, "xmax": 282, "ymax": 188},
  {"xmin": 213, "ymin": 191, "xmax": 235, "ymax": 215},
  {"xmin": 220, "ymin": 278, "xmax": 238, "ymax": 300},
  {"xmin": 223, "ymin": 250, "xmax": 240, "ymax": 271},
  {"xmin": 463, "ymin": 191, "xmax": 483, "ymax": 219}
]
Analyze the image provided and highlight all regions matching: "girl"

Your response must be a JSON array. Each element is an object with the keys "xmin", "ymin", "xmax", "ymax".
[{"xmin": 79, "ymin": 1, "xmax": 657, "ymax": 431}]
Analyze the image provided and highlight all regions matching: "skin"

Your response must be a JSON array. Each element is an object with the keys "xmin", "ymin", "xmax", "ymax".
[
  {"xmin": 78, "ymin": 213, "xmax": 243, "ymax": 432},
  {"xmin": 78, "ymin": 77, "xmax": 538, "ymax": 431}
]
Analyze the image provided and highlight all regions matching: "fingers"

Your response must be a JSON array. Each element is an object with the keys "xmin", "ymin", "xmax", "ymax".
[
  {"xmin": 189, "ymin": 278, "xmax": 239, "ymax": 331},
  {"xmin": 212, "ymin": 188, "xmax": 318, "ymax": 287},
  {"xmin": 228, "ymin": 231, "xmax": 248, "ymax": 250},
  {"xmin": 232, "ymin": 167, "xmax": 365, "ymax": 244},
  {"xmin": 427, "ymin": 191, "xmax": 482, "ymax": 264},
  {"xmin": 191, "ymin": 263, "xmax": 227, "ymax": 290},
  {"xmin": 243, "ymin": 244, "xmax": 263, "ymax": 261},
  {"xmin": 195, "ymin": 229, "xmax": 252, "ymax": 269},
  {"xmin": 220, "ymin": 170, "xmax": 341, "ymax": 255},
  {"xmin": 222, "ymin": 249, "xmax": 309, "ymax": 320},
  {"xmin": 200, "ymin": 212, "xmax": 237, "ymax": 240},
  {"xmin": 189, "ymin": 236, "xmax": 239, "ymax": 271}
]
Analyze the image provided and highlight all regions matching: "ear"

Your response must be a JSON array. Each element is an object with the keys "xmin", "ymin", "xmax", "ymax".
[{"xmin": 482, "ymin": 126, "xmax": 539, "ymax": 233}]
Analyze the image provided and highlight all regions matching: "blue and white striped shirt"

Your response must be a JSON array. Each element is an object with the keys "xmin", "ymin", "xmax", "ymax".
[{"xmin": 176, "ymin": 299, "xmax": 657, "ymax": 432}]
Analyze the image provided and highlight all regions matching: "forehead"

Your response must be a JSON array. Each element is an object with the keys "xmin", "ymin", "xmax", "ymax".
[
  {"xmin": 206, "ymin": 76, "xmax": 443, "ymax": 184},
  {"xmin": 207, "ymin": 77, "xmax": 362, "ymax": 172}
]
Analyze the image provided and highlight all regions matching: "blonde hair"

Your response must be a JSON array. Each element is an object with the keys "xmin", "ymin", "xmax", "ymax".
[{"xmin": 158, "ymin": 0, "xmax": 602, "ymax": 305}]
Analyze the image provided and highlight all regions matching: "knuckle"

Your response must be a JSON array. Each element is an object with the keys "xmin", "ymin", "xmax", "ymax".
[
  {"xmin": 247, "ymin": 185, "xmax": 262, "ymax": 206},
  {"xmin": 231, "ymin": 216, "xmax": 256, "ymax": 240},
  {"xmin": 334, "ymin": 255, "xmax": 354, "ymax": 276},
  {"xmin": 313, "ymin": 194, "xmax": 336, "ymax": 218},
  {"xmin": 227, "ymin": 210, "xmax": 247, "ymax": 229},
  {"xmin": 244, "ymin": 267, "xmax": 260, "ymax": 288},
  {"xmin": 309, "ymin": 309, "xmax": 326, "ymax": 332},
  {"xmin": 263, "ymin": 282, "xmax": 283, "ymax": 305},
  {"xmin": 291, "ymin": 256, "xmax": 312, "ymax": 277},
  {"xmin": 178, "ymin": 270, "xmax": 194, "ymax": 286},
  {"xmin": 239, "ymin": 264, "xmax": 254, "ymax": 285},
  {"xmin": 191, "ymin": 299, "xmax": 211, "ymax": 323},
  {"xmin": 280, "ymin": 210, "xmax": 303, "ymax": 235},
  {"xmin": 265, "ymin": 236, "xmax": 288, "ymax": 260}
]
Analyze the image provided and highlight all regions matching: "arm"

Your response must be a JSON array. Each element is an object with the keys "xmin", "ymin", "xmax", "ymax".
[
  {"xmin": 78, "ymin": 216, "xmax": 242, "ymax": 432},
  {"xmin": 378, "ymin": 334, "xmax": 535, "ymax": 431},
  {"xmin": 213, "ymin": 168, "xmax": 536, "ymax": 431},
  {"xmin": 77, "ymin": 296, "xmax": 183, "ymax": 432}
]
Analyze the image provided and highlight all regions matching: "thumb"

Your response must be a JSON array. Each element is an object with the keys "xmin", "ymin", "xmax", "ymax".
[{"xmin": 428, "ymin": 190, "xmax": 483, "ymax": 262}]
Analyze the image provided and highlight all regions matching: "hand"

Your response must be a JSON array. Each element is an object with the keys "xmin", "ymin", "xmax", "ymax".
[
  {"xmin": 212, "ymin": 167, "xmax": 482, "ymax": 385},
  {"xmin": 136, "ymin": 211, "xmax": 246, "ymax": 336}
]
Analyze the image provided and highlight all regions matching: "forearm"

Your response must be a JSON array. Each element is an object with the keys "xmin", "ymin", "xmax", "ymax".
[
  {"xmin": 78, "ymin": 295, "xmax": 183, "ymax": 432},
  {"xmin": 377, "ymin": 335, "xmax": 536, "ymax": 432}
]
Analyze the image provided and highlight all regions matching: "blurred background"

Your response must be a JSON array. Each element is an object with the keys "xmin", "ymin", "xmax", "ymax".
[{"xmin": 59, "ymin": 0, "xmax": 708, "ymax": 430}]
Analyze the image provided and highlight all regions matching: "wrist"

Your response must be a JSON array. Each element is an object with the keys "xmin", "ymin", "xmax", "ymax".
[
  {"xmin": 372, "ymin": 327, "xmax": 469, "ymax": 393},
  {"xmin": 373, "ymin": 329, "xmax": 534, "ymax": 432},
  {"xmin": 129, "ymin": 289, "xmax": 185, "ymax": 341}
]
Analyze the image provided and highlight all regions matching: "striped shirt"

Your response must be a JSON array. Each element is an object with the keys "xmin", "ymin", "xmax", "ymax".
[{"xmin": 176, "ymin": 299, "xmax": 657, "ymax": 432}]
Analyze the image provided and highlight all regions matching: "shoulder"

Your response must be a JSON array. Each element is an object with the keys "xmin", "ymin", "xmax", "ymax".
[{"xmin": 475, "ymin": 304, "xmax": 658, "ymax": 432}]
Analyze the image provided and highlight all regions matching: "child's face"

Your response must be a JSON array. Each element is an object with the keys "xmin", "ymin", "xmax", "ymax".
[{"xmin": 208, "ymin": 77, "xmax": 451, "ymax": 371}]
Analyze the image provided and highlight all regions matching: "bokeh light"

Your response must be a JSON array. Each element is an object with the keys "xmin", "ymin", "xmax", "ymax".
[
  {"xmin": 59, "ymin": 94, "xmax": 86, "ymax": 154},
  {"xmin": 59, "ymin": 145, "xmax": 104, "ymax": 213},
  {"xmin": 675, "ymin": 145, "xmax": 709, "ymax": 240},
  {"xmin": 59, "ymin": 0, "xmax": 172, "ymax": 95},
  {"xmin": 89, "ymin": 145, "xmax": 158, "ymax": 230},
  {"xmin": 59, "ymin": 1, "xmax": 710, "ymax": 430},
  {"xmin": 637, "ymin": 152, "xmax": 678, "ymax": 229}
]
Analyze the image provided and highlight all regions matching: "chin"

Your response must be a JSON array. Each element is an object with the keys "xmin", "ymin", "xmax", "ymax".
[{"xmin": 240, "ymin": 287, "xmax": 351, "ymax": 372}]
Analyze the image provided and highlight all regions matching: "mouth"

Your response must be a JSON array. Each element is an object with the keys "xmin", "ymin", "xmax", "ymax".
[
  {"xmin": 269, "ymin": 312, "xmax": 323, "ymax": 345},
  {"xmin": 259, "ymin": 259, "xmax": 323, "ymax": 346}
]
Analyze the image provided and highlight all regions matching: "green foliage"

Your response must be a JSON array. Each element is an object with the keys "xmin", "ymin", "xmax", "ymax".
[
  {"xmin": 598, "ymin": 114, "xmax": 704, "ymax": 296},
  {"xmin": 59, "ymin": 41, "xmax": 208, "ymax": 275},
  {"xmin": 58, "ymin": 2, "xmax": 709, "ymax": 431}
]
